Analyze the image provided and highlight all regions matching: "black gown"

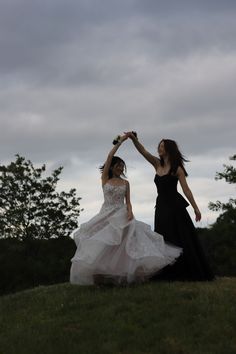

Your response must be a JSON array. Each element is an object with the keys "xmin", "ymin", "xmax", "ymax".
[{"xmin": 153, "ymin": 173, "xmax": 214, "ymax": 281}]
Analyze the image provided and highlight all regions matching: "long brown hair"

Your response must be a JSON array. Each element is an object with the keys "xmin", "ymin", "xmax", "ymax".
[{"xmin": 158, "ymin": 139, "xmax": 189, "ymax": 176}]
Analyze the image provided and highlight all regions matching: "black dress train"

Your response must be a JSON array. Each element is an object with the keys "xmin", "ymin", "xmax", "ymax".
[{"xmin": 153, "ymin": 173, "xmax": 214, "ymax": 281}]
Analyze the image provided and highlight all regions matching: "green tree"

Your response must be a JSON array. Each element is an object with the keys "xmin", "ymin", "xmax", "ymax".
[
  {"xmin": 0, "ymin": 155, "xmax": 82, "ymax": 240},
  {"xmin": 209, "ymin": 154, "xmax": 236, "ymax": 213},
  {"xmin": 206, "ymin": 154, "xmax": 236, "ymax": 275}
]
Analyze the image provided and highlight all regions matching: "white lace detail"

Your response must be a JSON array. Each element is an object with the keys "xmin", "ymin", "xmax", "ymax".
[
  {"xmin": 74, "ymin": 208, "xmax": 121, "ymax": 241},
  {"xmin": 100, "ymin": 183, "xmax": 126, "ymax": 211},
  {"xmin": 127, "ymin": 221, "xmax": 166, "ymax": 259}
]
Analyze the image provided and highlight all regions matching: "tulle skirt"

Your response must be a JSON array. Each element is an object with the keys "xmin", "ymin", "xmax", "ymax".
[{"xmin": 70, "ymin": 206, "xmax": 182, "ymax": 285}]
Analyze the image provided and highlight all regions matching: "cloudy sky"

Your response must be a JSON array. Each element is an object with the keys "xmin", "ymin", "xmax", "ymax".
[{"xmin": 0, "ymin": 0, "xmax": 235, "ymax": 228}]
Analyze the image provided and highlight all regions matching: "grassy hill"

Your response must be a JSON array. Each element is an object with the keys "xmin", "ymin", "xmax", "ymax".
[{"xmin": 0, "ymin": 277, "xmax": 236, "ymax": 354}]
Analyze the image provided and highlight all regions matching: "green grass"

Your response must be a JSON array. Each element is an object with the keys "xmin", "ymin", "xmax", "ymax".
[{"xmin": 0, "ymin": 278, "xmax": 236, "ymax": 354}]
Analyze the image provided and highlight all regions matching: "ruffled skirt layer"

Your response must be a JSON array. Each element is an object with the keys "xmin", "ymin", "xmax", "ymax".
[{"xmin": 70, "ymin": 206, "xmax": 182, "ymax": 285}]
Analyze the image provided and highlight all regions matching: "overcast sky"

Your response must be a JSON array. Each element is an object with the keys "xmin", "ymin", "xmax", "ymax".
[{"xmin": 0, "ymin": 0, "xmax": 235, "ymax": 228}]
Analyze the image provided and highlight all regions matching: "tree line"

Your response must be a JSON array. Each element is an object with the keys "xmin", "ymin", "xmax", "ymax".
[
  {"xmin": 0, "ymin": 155, "xmax": 81, "ymax": 294},
  {"xmin": 198, "ymin": 154, "xmax": 236, "ymax": 277}
]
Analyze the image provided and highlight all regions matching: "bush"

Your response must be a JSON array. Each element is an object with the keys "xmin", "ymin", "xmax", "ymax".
[{"xmin": 0, "ymin": 237, "xmax": 76, "ymax": 295}]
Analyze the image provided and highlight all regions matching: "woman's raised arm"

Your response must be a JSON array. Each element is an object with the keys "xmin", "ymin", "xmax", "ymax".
[
  {"xmin": 101, "ymin": 135, "xmax": 127, "ymax": 184},
  {"xmin": 125, "ymin": 132, "xmax": 159, "ymax": 170}
]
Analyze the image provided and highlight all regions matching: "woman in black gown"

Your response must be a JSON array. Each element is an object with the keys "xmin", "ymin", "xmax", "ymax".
[{"xmin": 126, "ymin": 132, "xmax": 214, "ymax": 281}]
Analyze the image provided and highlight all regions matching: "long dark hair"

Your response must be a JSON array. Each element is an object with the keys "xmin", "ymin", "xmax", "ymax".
[
  {"xmin": 158, "ymin": 139, "xmax": 189, "ymax": 176},
  {"xmin": 99, "ymin": 156, "xmax": 127, "ymax": 179}
]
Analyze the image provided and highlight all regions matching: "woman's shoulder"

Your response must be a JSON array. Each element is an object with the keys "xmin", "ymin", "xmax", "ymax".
[
  {"xmin": 122, "ymin": 179, "xmax": 129, "ymax": 188},
  {"xmin": 176, "ymin": 165, "xmax": 188, "ymax": 177}
]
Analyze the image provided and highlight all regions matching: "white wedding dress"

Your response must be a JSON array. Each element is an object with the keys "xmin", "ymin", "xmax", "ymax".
[{"xmin": 70, "ymin": 183, "xmax": 182, "ymax": 285}]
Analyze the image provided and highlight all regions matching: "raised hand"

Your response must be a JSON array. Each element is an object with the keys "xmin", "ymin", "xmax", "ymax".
[
  {"xmin": 124, "ymin": 131, "xmax": 137, "ymax": 140},
  {"xmin": 113, "ymin": 134, "xmax": 128, "ymax": 145},
  {"xmin": 120, "ymin": 134, "xmax": 128, "ymax": 143}
]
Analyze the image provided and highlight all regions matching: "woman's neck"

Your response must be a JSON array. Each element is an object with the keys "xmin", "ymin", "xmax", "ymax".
[
  {"xmin": 111, "ymin": 176, "xmax": 122, "ymax": 179},
  {"xmin": 162, "ymin": 156, "xmax": 170, "ymax": 166}
]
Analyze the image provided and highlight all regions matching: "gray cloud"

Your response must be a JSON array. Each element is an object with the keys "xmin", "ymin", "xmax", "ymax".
[
  {"xmin": 0, "ymin": 0, "xmax": 235, "ymax": 226},
  {"xmin": 1, "ymin": 0, "xmax": 236, "ymax": 83}
]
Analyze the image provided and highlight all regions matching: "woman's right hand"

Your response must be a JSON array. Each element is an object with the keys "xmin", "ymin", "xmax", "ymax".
[{"xmin": 124, "ymin": 131, "xmax": 136, "ymax": 140}]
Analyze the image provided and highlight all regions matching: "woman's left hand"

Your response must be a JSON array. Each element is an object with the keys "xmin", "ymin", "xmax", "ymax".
[
  {"xmin": 194, "ymin": 208, "xmax": 201, "ymax": 222},
  {"xmin": 127, "ymin": 211, "xmax": 134, "ymax": 221}
]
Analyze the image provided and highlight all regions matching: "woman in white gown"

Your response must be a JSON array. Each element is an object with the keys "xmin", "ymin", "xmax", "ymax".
[{"xmin": 70, "ymin": 135, "xmax": 182, "ymax": 285}]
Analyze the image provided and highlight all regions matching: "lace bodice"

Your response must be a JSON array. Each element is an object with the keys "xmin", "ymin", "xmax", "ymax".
[{"xmin": 100, "ymin": 183, "xmax": 127, "ymax": 212}]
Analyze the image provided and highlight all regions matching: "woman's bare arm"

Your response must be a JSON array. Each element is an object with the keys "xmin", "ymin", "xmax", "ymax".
[
  {"xmin": 101, "ymin": 135, "xmax": 127, "ymax": 185},
  {"xmin": 177, "ymin": 166, "xmax": 201, "ymax": 221},
  {"xmin": 125, "ymin": 181, "xmax": 134, "ymax": 221},
  {"xmin": 126, "ymin": 132, "xmax": 159, "ymax": 170}
]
